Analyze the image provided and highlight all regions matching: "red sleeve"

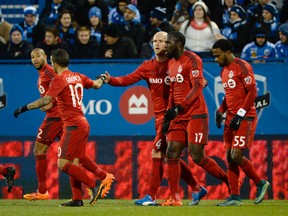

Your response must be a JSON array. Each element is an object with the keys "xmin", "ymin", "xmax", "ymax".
[
  {"xmin": 180, "ymin": 54, "xmax": 204, "ymax": 109},
  {"xmin": 109, "ymin": 62, "xmax": 148, "ymax": 86},
  {"xmin": 243, "ymin": 84, "xmax": 257, "ymax": 111},
  {"xmin": 218, "ymin": 97, "xmax": 228, "ymax": 113},
  {"xmin": 80, "ymin": 73, "xmax": 94, "ymax": 89},
  {"xmin": 46, "ymin": 76, "xmax": 63, "ymax": 99}
]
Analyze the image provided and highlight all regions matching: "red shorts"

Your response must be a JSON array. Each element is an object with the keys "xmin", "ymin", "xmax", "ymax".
[
  {"xmin": 224, "ymin": 117, "xmax": 257, "ymax": 149},
  {"xmin": 36, "ymin": 117, "xmax": 63, "ymax": 145},
  {"xmin": 153, "ymin": 117, "xmax": 167, "ymax": 154},
  {"xmin": 58, "ymin": 125, "xmax": 89, "ymax": 161},
  {"xmin": 167, "ymin": 117, "xmax": 208, "ymax": 145}
]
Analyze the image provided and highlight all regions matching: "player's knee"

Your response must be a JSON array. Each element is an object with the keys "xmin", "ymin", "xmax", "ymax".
[{"xmin": 230, "ymin": 152, "xmax": 242, "ymax": 164}]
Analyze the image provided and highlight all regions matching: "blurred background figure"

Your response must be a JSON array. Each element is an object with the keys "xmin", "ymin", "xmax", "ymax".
[
  {"xmin": 88, "ymin": 6, "xmax": 104, "ymax": 47},
  {"xmin": 180, "ymin": 1, "xmax": 222, "ymax": 58},
  {"xmin": 0, "ymin": 8, "xmax": 12, "ymax": 45},
  {"xmin": 71, "ymin": 26, "xmax": 100, "ymax": 59},
  {"xmin": 18, "ymin": 6, "xmax": 45, "ymax": 47},
  {"xmin": 101, "ymin": 23, "xmax": 138, "ymax": 58},
  {"xmin": 55, "ymin": 10, "xmax": 78, "ymax": 46},
  {"xmin": 241, "ymin": 27, "xmax": 277, "ymax": 60},
  {"xmin": 0, "ymin": 24, "xmax": 33, "ymax": 59},
  {"xmin": 119, "ymin": 4, "xmax": 146, "ymax": 54},
  {"xmin": 255, "ymin": 3, "xmax": 279, "ymax": 43},
  {"xmin": 221, "ymin": 5, "xmax": 250, "ymax": 56},
  {"xmin": 275, "ymin": 23, "xmax": 288, "ymax": 58},
  {"xmin": 39, "ymin": 0, "xmax": 76, "ymax": 27},
  {"xmin": 36, "ymin": 27, "xmax": 69, "ymax": 58}
]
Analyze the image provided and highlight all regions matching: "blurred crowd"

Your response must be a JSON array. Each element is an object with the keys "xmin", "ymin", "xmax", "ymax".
[{"xmin": 0, "ymin": 0, "xmax": 287, "ymax": 60}]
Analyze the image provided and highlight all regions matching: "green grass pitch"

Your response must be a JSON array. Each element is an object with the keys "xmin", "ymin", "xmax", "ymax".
[{"xmin": 0, "ymin": 199, "xmax": 287, "ymax": 216}]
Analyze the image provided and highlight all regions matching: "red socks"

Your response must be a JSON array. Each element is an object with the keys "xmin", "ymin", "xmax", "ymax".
[
  {"xmin": 179, "ymin": 159, "xmax": 201, "ymax": 192},
  {"xmin": 35, "ymin": 154, "xmax": 47, "ymax": 194},
  {"xmin": 62, "ymin": 163, "xmax": 95, "ymax": 188},
  {"xmin": 166, "ymin": 158, "xmax": 180, "ymax": 196},
  {"xmin": 228, "ymin": 162, "xmax": 240, "ymax": 195},
  {"xmin": 199, "ymin": 156, "xmax": 229, "ymax": 186},
  {"xmin": 239, "ymin": 157, "xmax": 261, "ymax": 184},
  {"xmin": 80, "ymin": 156, "xmax": 106, "ymax": 180},
  {"xmin": 69, "ymin": 176, "xmax": 82, "ymax": 201},
  {"xmin": 149, "ymin": 158, "xmax": 164, "ymax": 200}
]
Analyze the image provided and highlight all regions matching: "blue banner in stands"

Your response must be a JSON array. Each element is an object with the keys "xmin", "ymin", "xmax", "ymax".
[{"xmin": 0, "ymin": 61, "xmax": 287, "ymax": 136}]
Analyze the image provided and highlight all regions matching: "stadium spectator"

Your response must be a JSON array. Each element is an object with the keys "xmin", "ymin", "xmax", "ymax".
[
  {"xmin": 275, "ymin": 23, "xmax": 288, "ymax": 58},
  {"xmin": 75, "ymin": 0, "xmax": 109, "ymax": 26},
  {"xmin": 221, "ymin": 5, "xmax": 250, "ymax": 55},
  {"xmin": 255, "ymin": 3, "xmax": 279, "ymax": 43},
  {"xmin": 70, "ymin": 26, "xmax": 100, "ymax": 59},
  {"xmin": 101, "ymin": 23, "xmax": 138, "ymax": 58},
  {"xmin": 119, "ymin": 4, "xmax": 146, "ymax": 53},
  {"xmin": 1, "ymin": 25, "xmax": 33, "ymax": 59},
  {"xmin": 279, "ymin": 0, "xmax": 288, "ymax": 23},
  {"xmin": 14, "ymin": 48, "xmax": 115, "ymax": 207},
  {"xmin": 102, "ymin": 31, "xmax": 207, "ymax": 206},
  {"xmin": 0, "ymin": 8, "xmax": 12, "ymax": 45},
  {"xmin": 0, "ymin": 165, "xmax": 16, "ymax": 193},
  {"xmin": 213, "ymin": 0, "xmax": 237, "ymax": 29},
  {"xmin": 148, "ymin": 7, "xmax": 175, "ymax": 42},
  {"xmin": 170, "ymin": 6, "xmax": 189, "ymax": 32},
  {"xmin": 179, "ymin": 1, "xmax": 222, "ymax": 58},
  {"xmin": 39, "ymin": 0, "xmax": 76, "ymax": 27},
  {"xmin": 36, "ymin": 27, "xmax": 70, "ymax": 58},
  {"xmin": 241, "ymin": 27, "xmax": 277, "ymax": 60},
  {"xmin": 212, "ymin": 38, "xmax": 270, "ymax": 206},
  {"xmin": 18, "ymin": 6, "xmax": 45, "ymax": 47},
  {"xmin": 109, "ymin": 0, "xmax": 140, "ymax": 25},
  {"xmin": 161, "ymin": 31, "xmax": 229, "ymax": 206},
  {"xmin": 88, "ymin": 6, "xmax": 104, "ymax": 46},
  {"xmin": 55, "ymin": 10, "xmax": 78, "ymax": 46}
]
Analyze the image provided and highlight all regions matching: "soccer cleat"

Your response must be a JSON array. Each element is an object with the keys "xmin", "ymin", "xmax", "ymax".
[
  {"xmin": 59, "ymin": 200, "xmax": 83, "ymax": 207},
  {"xmin": 254, "ymin": 180, "xmax": 270, "ymax": 204},
  {"xmin": 161, "ymin": 197, "xmax": 182, "ymax": 206},
  {"xmin": 87, "ymin": 183, "xmax": 103, "ymax": 205},
  {"xmin": 4, "ymin": 167, "xmax": 16, "ymax": 193},
  {"xmin": 189, "ymin": 186, "xmax": 208, "ymax": 205},
  {"xmin": 23, "ymin": 190, "xmax": 49, "ymax": 201},
  {"xmin": 135, "ymin": 195, "xmax": 156, "ymax": 206},
  {"xmin": 217, "ymin": 196, "xmax": 242, "ymax": 206},
  {"xmin": 100, "ymin": 173, "xmax": 115, "ymax": 198}
]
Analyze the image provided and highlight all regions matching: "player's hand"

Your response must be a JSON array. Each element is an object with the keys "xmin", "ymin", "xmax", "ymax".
[
  {"xmin": 162, "ymin": 119, "xmax": 170, "ymax": 135},
  {"xmin": 215, "ymin": 111, "xmax": 223, "ymax": 129},
  {"xmin": 229, "ymin": 115, "xmax": 243, "ymax": 130},
  {"xmin": 40, "ymin": 102, "xmax": 53, "ymax": 112},
  {"xmin": 165, "ymin": 104, "xmax": 184, "ymax": 121},
  {"xmin": 100, "ymin": 71, "xmax": 110, "ymax": 83},
  {"xmin": 14, "ymin": 105, "xmax": 28, "ymax": 118}
]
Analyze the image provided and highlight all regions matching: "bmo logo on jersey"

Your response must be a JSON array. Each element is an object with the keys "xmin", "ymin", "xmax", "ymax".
[
  {"xmin": 119, "ymin": 86, "xmax": 154, "ymax": 124},
  {"xmin": 149, "ymin": 76, "xmax": 170, "ymax": 85}
]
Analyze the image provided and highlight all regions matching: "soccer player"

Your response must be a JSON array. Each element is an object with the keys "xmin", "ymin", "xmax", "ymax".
[
  {"xmin": 14, "ymin": 48, "xmax": 114, "ymax": 206},
  {"xmin": 212, "ymin": 39, "xmax": 270, "ymax": 206},
  {"xmin": 0, "ymin": 165, "xmax": 16, "ymax": 192},
  {"xmin": 102, "ymin": 31, "xmax": 207, "ymax": 206},
  {"xmin": 22, "ymin": 48, "xmax": 63, "ymax": 201},
  {"xmin": 162, "ymin": 31, "xmax": 229, "ymax": 206}
]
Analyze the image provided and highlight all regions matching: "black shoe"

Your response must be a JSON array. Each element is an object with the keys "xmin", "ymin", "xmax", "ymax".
[
  {"xmin": 4, "ymin": 167, "xmax": 16, "ymax": 193},
  {"xmin": 88, "ymin": 182, "xmax": 103, "ymax": 205},
  {"xmin": 59, "ymin": 200, "xmax": 83, "ymax": 207}
]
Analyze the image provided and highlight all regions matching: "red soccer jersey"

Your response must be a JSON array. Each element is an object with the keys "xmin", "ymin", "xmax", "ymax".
[
  {"xmin": 167, "ymin": 50, "xmax": 208, "ymax": 120},
  {"xmin": 38, "ymin": 64, "xmax": 61, "ymax": 117},
  {"xmin": 220, "ymin": 58, "xmax": 257, "ymax": 117},
  {"xmin": 109, "ymin": 58, "xmax": 170, "ymax": 117},
  {"xmin": 46, "ymin": 70, "xmax": 94, "ymax": 127}
]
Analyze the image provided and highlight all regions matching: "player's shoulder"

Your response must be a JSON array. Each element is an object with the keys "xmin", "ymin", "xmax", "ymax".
[
  {"xmin": 233, "ymin": 58, "xmax": 253, "ymax": 74},
  {"xmin": 41, "ymin": 64, "xmax": 56, "ymax": 79}
]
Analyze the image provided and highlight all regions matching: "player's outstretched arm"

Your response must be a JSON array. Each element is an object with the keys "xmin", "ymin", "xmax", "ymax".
[{"xmin": 14, "ymin": 95, "xmax": 52, "ymax": 118}]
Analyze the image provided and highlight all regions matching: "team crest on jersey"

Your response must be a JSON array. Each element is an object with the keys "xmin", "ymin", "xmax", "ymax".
[
  {"xmin": 264, "ymin": 49, "xmax": 271, "ymax": 56},
  {"xmin": 192, "ymin": 70, "xmax": 199, "ymax": 77},
  {"xmin": 214, "ymin": 74, "xmax": 271, "ymax": 122},
  {"xmin": 178, "ymin": 65, "xmax": 183, "ymax": 73},
  {"xmin": 244, "ymin": 76, "xmax": 252, "ymax": 84}
]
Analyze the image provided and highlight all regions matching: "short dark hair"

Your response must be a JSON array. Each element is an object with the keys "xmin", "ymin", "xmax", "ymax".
[
  {"xmin": 168, "ymin": 31, "xmax": 186, "ymax": 47},
  {"xmin": 51, "ymin": 48, "xmax": 69, "ymax": 67},
  {"xmin": 212, "ymin": 39, "xmax": 233, "ymax": 52}
]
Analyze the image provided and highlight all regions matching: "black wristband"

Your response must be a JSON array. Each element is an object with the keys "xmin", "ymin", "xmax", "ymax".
[
  {"xmin": 21, "ymin": 105, "xmax": 28, "ymax": 112},
  {"xmin": 100, "ymin": 76, "xmax": 106, "ymax": 84}
]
